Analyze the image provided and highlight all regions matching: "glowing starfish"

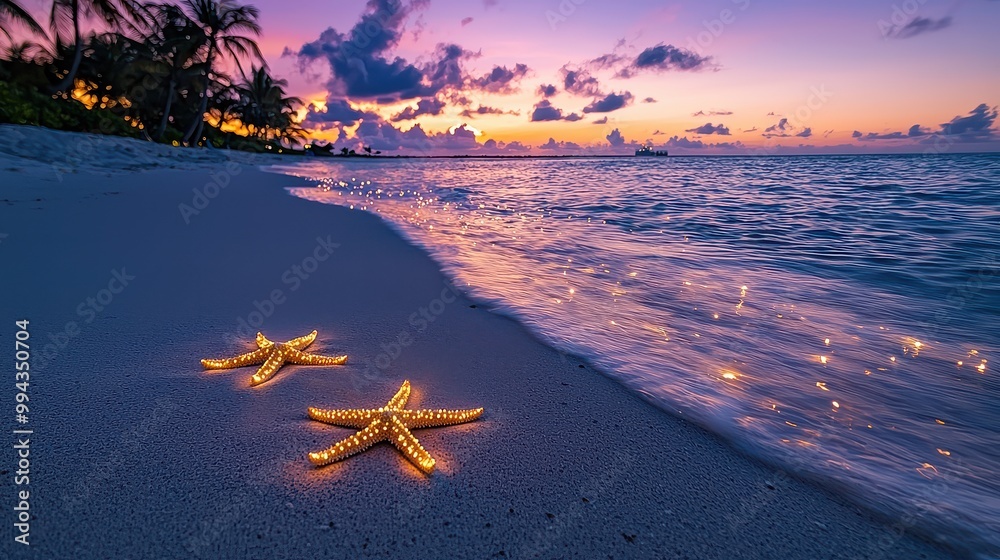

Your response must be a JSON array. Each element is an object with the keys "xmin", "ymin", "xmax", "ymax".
[
  {"xmin": 307, "ymin": 380, "xmax": 483, "ymax": 473},
  {"xmin": 201, "ymin": 330, "xmax": 347, "ymax": 386}
]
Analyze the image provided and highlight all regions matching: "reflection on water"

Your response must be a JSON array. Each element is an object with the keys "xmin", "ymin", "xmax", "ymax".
[{"xmin": 273, "ymin": 154, "xmax": 1000, "ymax": 556}]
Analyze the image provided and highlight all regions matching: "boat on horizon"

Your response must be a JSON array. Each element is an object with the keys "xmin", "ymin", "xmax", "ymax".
[{"xmin": 635, "ymin": 145, "xmax": 668, "ymax": 157}]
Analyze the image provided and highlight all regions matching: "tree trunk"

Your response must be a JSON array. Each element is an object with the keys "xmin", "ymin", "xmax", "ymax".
[
  {"xmin": 51, "ymin": 2, "xmax": 83, "ymax": 94},
  {"xmin": 154, "ymin": 77, "xmax": 176, "ymax": 141},
  {"xmin": 182, "ymin": 41, "xmax": 215, "ymax": 146}
]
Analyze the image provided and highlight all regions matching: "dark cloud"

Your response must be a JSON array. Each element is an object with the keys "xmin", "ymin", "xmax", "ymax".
[
  {"xmin": 619, "ymin": 44, "xmax": 711, "ymax": 77},
  {"xmin": 303, "ymin": 98, "xmax": 366, "ymax": 126},
  {"xmin": 538, "ymin": 83, "xmax": 558, "ymax": 97},
  {"xmin": 940, "ymin": 103, "xmax": 997, "ymax": 138},
  {"xmin": 693, "ymin": 109, "xmax": 733, "ymax": 116},
  {"xmin": 854, "ymin": 105, "xmax": 996, "ymax": 143},
  {"xmin": 530, "ymin": 99, "xmax": 580, "ymax": 122},
  {"xmin": 470, "ymin": 63, "xmax": 530, "ymax": 93},
  {"xmin": 423, "ymin": 43, "xmax": 479, "ymax": 93},
  {"xmin": 582, "ymin": 91, "xmax": 634, "ymax": 113},
  {"xmin": 887, "ymin": 16, "xmax": 952, "ymax": 39},
  {"xmin": 459, "ymin": 105, "xmax": 518, "ymax": 118},
  {"xmin": 561, "ymin": 66, "xmax": 602, "ymax": 97},
  {"xmin": 606, "ymin": 128, "xmax": 626, "ymax": 147},
  {"xmin": 592, "ymin": 116, "xmax": 608, "ymax": 124},
  {"xmin": 743, "ymin": 127, "xmax": 758, "ymax": 133},
  {"xmin": 685, "ymin": 122, "xmax": 730, "ymax": 135},
  {"xmin": 296, "ymin": 0, "xmax": 432, "ymax": 101},
  {"xmin": 642, "ymin": 97, "xmax": 657, "ymax": 103},
  {"xmin": 763, "ymin": 117, "xmax": 808, "ymax": 138},
  {"xmin": 652, "ymin": 129, "xmax": 665, "ymax": 135},
  {"xmin": 392, "ymin": 97, "xmax": 446, "ymax": 121},
  {"xmin": 460, "ymin": 16, "xmax": 473, "ymax": 26}
]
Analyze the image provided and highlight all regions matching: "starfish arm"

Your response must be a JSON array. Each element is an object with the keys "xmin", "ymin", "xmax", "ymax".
[
  {"xmin": 255, "ymin": 332, "xmax": 274, "ymax": 348},
  {"xmin": 249, "ymin": 351, "xmax": 286, "ymax": 386},
  {"xmin": 285, "ymin": 330, "xmax": 318, "ymax": 350},
  {"xmin": 398, "ymin": 408, "xmax": 484, "ymax": 428},
  {"xmin": 389, "ymin": 415, "xmax": 436, "ymax": 473},
  {"xmin": 308, "ymin": 419, "xmax": 388, "ymax": 466},
  {"xmin": 283, "ymin": 347, "xmax": 347, "ymax": 366},
  {"xmin": 308, "ymin": 407, "xmax": 379, "ymax": 428},
  {"xmin": 201, "ymin": 347, "xmax": 269, "ymax": 370},
  {"xmin": 386, "ymin": 380, "xmax": 411, "ymax": 409}
]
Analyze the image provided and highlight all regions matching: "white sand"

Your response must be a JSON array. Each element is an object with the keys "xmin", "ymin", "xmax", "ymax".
[{"xmin": 0, "ymin": 125, "xmax": 955, "ymax": 559}]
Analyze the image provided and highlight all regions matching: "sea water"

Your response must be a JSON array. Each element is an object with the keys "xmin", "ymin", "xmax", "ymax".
[{"xmin": 275, "ymin": 154, "xmax": 999, "ymax": 556}]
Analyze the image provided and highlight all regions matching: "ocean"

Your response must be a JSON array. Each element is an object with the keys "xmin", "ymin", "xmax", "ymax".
[{"xmin": 274, "ymin": 154, "xmax": 999, "ymax": 556}]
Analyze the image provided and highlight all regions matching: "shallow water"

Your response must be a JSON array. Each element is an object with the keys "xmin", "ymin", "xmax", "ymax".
[{"xmin": 274, "ymin": 154, "xmax": 1000, "ymax": 556}]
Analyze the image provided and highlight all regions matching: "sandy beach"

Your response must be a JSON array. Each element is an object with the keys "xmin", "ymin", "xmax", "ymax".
[{"xmin": 0, "ymin": 127, "xmax": 957, "ymax": 559}]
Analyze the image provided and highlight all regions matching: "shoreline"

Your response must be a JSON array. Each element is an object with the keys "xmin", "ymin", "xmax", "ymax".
[{"xmin": 0, "ymin": 140, "xmax": 959, "ymax": 557}]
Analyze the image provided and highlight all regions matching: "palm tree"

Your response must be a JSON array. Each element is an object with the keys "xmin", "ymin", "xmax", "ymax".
[
  {"xmin": 48, "ymin": 0, "xmax": 142, "ymax": 93},
  {"xmin": 0, "ymin": 0, "xmax": 44, "ymax": 41},
  {"xmin": 137, "ymin": 3, "xmax": 205, "ymax": 140},
  {"xmin": 180, "ymin": 0, "xmax": 262, "ymax": 146},
  {"xmin": 232, "ymin": 65, "xmax": 301, "ymax": 143}
]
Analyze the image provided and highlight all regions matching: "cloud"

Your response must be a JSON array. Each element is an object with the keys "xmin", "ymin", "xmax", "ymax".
[
  {"xmin": 693, "ymin": 109, "xmax": 732, "ymax": 116},
  {"xmin": 423, "ymin": 42, "xmax": 480, "ymax": 93},
  {"xmin": 530, "ymin": 99, "xmax": 580, "ymax": 122},
  {"xmin": 539, "ymin": 138, "xmax": 582, "ymax": 150},
  {"xmin": 392, "ymin": 97, "xmax": 446, "ymax": 121},
  {"xmin": 483, "ymin": 0, "xmax": 498, "ymax": 8},
  {"xmin": 459, "ymin": 105, "xmax": 519, "ymax": 118},
  {"xmin": 854, "ymin": 105, "xmax": 996, "ymax": 143},
  {"xmin": 743, "ymin": 127, "xmax": 758, "ymax": 133},
  {"xmin": 582, "ymin": 91, "xmax": 634, "ymax": 113},
  {"xmin": 303, "ymin": 98, "xmax": 366, "ymax": 126},
  {"xmin": 619, "ymin": 43, "xmax": 711, "ymax": 77},
  {"xmin": 538, "ymin": 83, "xmax": 558, "ymax": 97},
  {"xmin": 295, "ymin": 0, "xmax": 432, "ymax": 101},
  {"xmin": 887, "ymin": 16, "xmax": 952, "ymax": 39},
  {"xmin": 940, "ymin": 103, "xmax": 997, "ymax": 138},
  {"xmin": 663, "ymin": 136, "xmax": 744, "ymax": 150},
  {"xmin": 470, "ymin": 63, "xmax": 530, "ymax": 93},
  {"xmin": 561, "ymin": 65, "xmax": 603, "ymax": 96},
  {"xmin": 606, "ymin": 128, "xmax": 626, "ymax": 147},
  {"xmin": 652, "ymin": 129, "xmax": 665, "ymax": 135},
  {"xmin": 354, "ymin": 119, "xmax": 481, "ymax": 153},
  {"xmin": 642, "ymin": 97, "xmax": 657, "ymax": 103},
  {"xmin": 762, "ymin": 117, "xmax": 810, "ymax": 138},
  {"xmin": 685, "ymin": 122, "xmax": 730, "ymax": 135},
  {"xmin": 592, "ymin": 116, "xmax": 608, "ymax": 124},
  {"xmin": 461, "ymin": 16, "xmax": 473, "ymax": 26}
]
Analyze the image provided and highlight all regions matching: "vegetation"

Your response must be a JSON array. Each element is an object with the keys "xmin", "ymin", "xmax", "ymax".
[{"xmin": 0, "ymin": 0, "xmax": 313, "ymax": 152}]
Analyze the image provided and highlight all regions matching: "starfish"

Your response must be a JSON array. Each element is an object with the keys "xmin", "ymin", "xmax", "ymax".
[
  {"xmin": 201, "ymin": 330, "xmax": 347, "ymax": 386},
  {"xmin": 307, "ymin": 380, "xmax": 483, "ymax": 473}
]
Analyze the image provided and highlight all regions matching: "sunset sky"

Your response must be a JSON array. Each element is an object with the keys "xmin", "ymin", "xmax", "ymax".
[{"xmin": 29, "ymin": 0, "xmax": 1000, "ymax": 154}]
